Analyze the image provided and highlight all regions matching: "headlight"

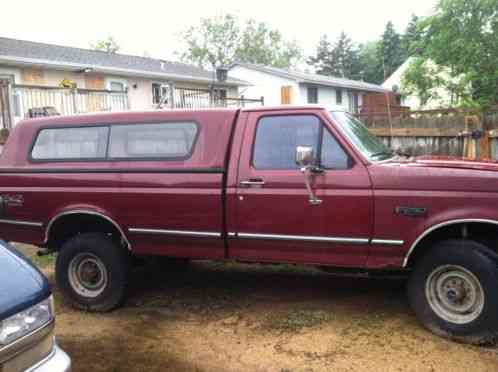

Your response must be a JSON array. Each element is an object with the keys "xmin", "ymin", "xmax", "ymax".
[{"xmin": 0, "ymin": 296, "xmax": 54, "ymax": 347}]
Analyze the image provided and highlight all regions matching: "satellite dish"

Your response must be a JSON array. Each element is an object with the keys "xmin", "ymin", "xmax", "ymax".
[{"xmin": 392, "ymin": 84, "xmax": 399, "ymax": 93}]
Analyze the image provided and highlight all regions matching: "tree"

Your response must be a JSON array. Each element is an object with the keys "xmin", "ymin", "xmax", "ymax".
[
  {"xmin": 179, "ymin": 14, "xmax": 302, "ymax": 69},
  {"xmin": 308, "ymin": 32, "xmax": 362, "ymax": 80},
  {"xmin": 236, "ymin": 19, "xmax": 302, "ymax": 68},
  {"xmin": 308, "ymin": 35, "xmax": 334, "ymax": 75},
  {"xmin": 92, "ymin": 35, "xmax": 120, "ymax": 53},
  {"xmin": 403, "ymin": 0, "xmax": 498, "ymax": 109},
  {"xmin": 357, "ymin": 41, "xmax": 384, "ymax": 84},
  {"xmin": 401, "ymin": 15, "xmax": 422, "ymax": 58},
  {"xmin": 378, "ymin": 21, "xmax": 404, "ymax": 80}
]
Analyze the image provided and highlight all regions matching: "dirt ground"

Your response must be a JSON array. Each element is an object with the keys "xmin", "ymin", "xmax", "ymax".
[{"xmin": 15, "ymin": 244, "xmax": 498, "ymax": 372}]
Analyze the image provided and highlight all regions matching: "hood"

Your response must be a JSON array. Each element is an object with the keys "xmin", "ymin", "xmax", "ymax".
[
  {"xmin": 369, "ymin": 154, "xmax": 498, "ymax": 193},
  {"xmin": 408, "ymin": 155, "xmax": 498, "ymax": 172},
  {"xmin": 0, "ymin": 241, "xmax": 50, "ymax": 321}
]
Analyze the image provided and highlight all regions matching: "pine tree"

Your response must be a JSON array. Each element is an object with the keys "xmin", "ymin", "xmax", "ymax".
[
  {"xmin": 378, "ymin": 21, "xmax": 404, "ymax": 80},
  {"xmin": 308, "ymin": 32, "xmax": 362, "ymax": 80},
  {"xmin": 402, "ymin": 15, "xmax": 421, "ymax": 58},
  {"xmin": 308, "ymin": 36, "xmax": 334, "ymax": 75}
]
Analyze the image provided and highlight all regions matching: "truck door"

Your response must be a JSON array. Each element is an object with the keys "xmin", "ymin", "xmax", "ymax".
[{"xmin": 229, "ymin": 110, "xmax": 373, "ymax": 267}]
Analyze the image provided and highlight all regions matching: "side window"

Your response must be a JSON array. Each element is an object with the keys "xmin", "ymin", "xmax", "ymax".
[
  {"xmin": 321, "ymin": 129, "xmax": 351, "ymax": 169},
  {"xmin": 253, "ymin": 115, "xmax": 320, "ymax": 169},
  {"xmin": 31, "ymin": 126, "xmax": 108, "ymax": 160},
  {"xmin": 252, "ymin": 115, "xmax": 352, "ymax": 170},
  {"xmin": 109, "ymin": 122, "xmax": 198, "ymax": 159}
]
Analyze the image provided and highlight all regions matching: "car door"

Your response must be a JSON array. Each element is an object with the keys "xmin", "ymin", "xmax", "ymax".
[{"xmin": 229, "ymin": 110, "xmax": 373, "ymax": 267}]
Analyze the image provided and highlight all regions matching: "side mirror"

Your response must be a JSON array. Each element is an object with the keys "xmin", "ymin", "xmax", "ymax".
[
  {"xmin": 295, "ymin": 146, "xmax": 322, "ymax": 206},
  {"xmin": 295, "ymin": 146, "xmax": 315, "ymax": 168}
]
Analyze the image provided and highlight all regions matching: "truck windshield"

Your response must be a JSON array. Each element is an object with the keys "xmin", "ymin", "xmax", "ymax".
[{"xmin": 329, "ymin": 111, "xmax": 393, "ymax": 161}]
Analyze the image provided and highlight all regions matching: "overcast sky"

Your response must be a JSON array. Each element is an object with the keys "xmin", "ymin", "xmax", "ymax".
[{"xmin": 1, "ymin": 0, "xmax": 438, "ymax": 63}]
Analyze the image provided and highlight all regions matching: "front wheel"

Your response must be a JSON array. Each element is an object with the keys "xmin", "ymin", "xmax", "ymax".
[
  {"xmin": 56, "ymin": 232, "xmax": 130, "ymax": 312},
  {"xmin": 408, "ymin": 239, "xmax": 498, "ymax": 344}
]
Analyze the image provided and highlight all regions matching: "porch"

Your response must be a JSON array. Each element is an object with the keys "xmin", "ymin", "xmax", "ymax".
[{"xmin": 0, "ymin": 79, "xmax": 264, "ymax": 131}]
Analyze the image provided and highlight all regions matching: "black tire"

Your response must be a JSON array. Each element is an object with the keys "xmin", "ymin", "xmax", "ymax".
[
  {"xmin": 56, "ymin": 232, "xmax": 130, "ymax": 312},
  {"xmin": 408, "ymin": 239, "xmax": 498, "ymax": 344}
]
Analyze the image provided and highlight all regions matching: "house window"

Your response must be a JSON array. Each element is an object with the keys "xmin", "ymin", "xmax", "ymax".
[
  {"xmin": 336, "ymin": 89, "xmax": 343, "ymax": 105},
  {"xmin": 110, "ymin": 81, "xmax": 125, "ymax": 92},
  {"xmin": 31, "ymin": 126, "xmax": 109, "ymax": 160},
  {"xmin": 307, "ymin": 86, "xmax": 318, "ymax": 104},
  {"xmin": 152, "ymin": 83, "xmax": 170, "ymax": 104},
  {"xmin": 108, "ymin": 122, "xmax": 198, "ymax": 159}
]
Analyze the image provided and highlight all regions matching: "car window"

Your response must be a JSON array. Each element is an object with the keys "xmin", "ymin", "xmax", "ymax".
[
  {"xmin": 31, "ymin": 126, "xmax": 108, "ymax": 160},
  {"xmin": 321, "ymin": 129, "xmax": 351, "ymax": 169},
  {"xmin": 253, "ymin": 115, "xmax": 320, "ymax": 169},
  {"xmin": 108, "ymin": 122, "xmax": 198, "ymax": 159}
]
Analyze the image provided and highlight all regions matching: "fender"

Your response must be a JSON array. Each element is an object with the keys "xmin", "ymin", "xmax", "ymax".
[
  {"xmin": 402, "ymin": 218, "xmax": 498, "ymax": 267},
  {"xmin": 44, "ymin": 209, "xmax": 131, "ymax": 249}
]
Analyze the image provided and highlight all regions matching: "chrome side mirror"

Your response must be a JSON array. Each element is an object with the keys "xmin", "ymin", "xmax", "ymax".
[
  {"xmin": 295, "ymin": 146, "xmax": 314, "ymax": 168},
  {"xmin": 295, "ymin": 146, "xmax": 322, "ymax": 206}
]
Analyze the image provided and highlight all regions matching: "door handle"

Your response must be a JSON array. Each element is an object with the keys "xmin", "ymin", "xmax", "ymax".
[{"xmin": 239, "ymin": 179, "xmax": 265, "ymax": 187}]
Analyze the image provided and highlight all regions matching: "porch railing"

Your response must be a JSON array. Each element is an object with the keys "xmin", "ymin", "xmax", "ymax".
[
  {"xmin": 164, "ymin": 87, "xmax": 264, "ymax": 109},
  {"xmin": 11, "ymin": 84, "xmax": 129, "ymax": 120}
]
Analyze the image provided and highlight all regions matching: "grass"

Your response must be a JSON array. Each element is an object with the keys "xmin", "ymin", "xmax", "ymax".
[{"xmin": 29, "ymin": 252, "xmax": 57, "ymax": 269}]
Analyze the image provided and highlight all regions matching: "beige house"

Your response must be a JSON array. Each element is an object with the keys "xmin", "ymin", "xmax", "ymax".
[{"xmin": 0, "ymin": 37, "xmax": 249, "ymax": 128}]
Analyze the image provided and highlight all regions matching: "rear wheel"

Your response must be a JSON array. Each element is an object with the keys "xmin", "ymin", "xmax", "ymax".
[
  {"xmin": 56, "ymin": 232, "xmax": 130, "ymax": 312},
  {"xmin": 408, "ymin": 239, "xmax": 498, "ymax": 344}
]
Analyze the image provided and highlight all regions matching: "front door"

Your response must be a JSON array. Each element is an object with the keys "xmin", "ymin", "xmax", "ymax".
[{"xmin": 230, "ymin": 110, "xmax": 373, "ymax": 267}]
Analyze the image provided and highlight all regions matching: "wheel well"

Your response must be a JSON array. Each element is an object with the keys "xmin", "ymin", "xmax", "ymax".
[
  {"xmin": 406, "ymin": 222, "xmax": 498, "ymax": 267},
  {"xmin": 46, "ymin": 213, "xmax": 129, "ymax": 251}
]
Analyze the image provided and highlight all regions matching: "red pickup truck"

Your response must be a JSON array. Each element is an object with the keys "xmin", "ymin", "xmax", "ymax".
[{"xmin": 0, "ymin": 106, "xmax": 497, "ymax": 344}]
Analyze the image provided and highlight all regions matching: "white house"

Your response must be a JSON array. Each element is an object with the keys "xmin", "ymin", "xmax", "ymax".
[
  {"xmin": 228, "ymin": 63, "xmax": 390, "ymax": 113},
  {"xmin": 382, "ymin": 57, "xmax": 466, "ymax": 110}
]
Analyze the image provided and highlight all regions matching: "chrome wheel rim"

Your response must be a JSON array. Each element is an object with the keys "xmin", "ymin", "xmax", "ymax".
[
  {"xmin": 68, "ymin": 253, "xmax": 108, "ymax": 298},
  {"xmin": 425, "ymin": 265, "xmax": 485, "ymax": 324}
]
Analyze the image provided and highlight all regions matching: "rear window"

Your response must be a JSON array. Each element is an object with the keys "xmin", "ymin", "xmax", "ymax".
[
  {"xmin": 108, "ymin": 122, "xmax": 198, "ymax": 159},
  {"xmin": 31, "ymin": 126, "xmax": 108, "ymax": 160},
  {"xmin": 30, "ymin": 122, "xmax": 198, "ymax": 161}
]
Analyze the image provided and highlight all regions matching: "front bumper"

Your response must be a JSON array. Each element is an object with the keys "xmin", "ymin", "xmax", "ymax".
[{"xmin": 26, "ymin": 344, "xmax": 71, "ymax": 372}]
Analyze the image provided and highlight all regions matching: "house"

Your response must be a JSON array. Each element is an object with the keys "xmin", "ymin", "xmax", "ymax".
[
  {"xmin": 382, "ymin": 58, "xmax": 465, "ymax": 110},
  {"xmin": 0, "ymin": 37, "xmax": 249, "ymax": 128},
  {"xmin": 228, "ymin": 62, "xmax": 390, "ymax": 113}
]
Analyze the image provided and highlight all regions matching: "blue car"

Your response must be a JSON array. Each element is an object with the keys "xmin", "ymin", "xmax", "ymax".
[{"xmin": 0, "ymin": 241, "xmax": 71, "ymax": 372}]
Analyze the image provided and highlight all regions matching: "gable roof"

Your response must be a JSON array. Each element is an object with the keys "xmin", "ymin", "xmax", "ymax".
[
  {"xmin": 230, "ymin": 62, "xmax": 389, "ymax": 93},
  {"xmin": 0, "ymin": 37, "xmax": 246, "ymax": 86}
]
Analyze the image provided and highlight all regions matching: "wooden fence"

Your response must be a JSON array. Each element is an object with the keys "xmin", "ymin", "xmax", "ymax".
[{"xmin": 360, "ymin": 108, "xmax": 498, "ymax": 160}]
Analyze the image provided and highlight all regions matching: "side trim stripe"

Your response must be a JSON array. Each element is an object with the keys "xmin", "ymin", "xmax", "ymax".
[
  {"xmin": 371, "ymin": 239, "xmax": 404, "ymax": 246},
  {"xmin": 0, "ymin": 167, "xmax": 224, "ymax": 174},
  {"xmin": 129, "ymin": 228, "xmax": 221, "ymax": 238},
  {"xmin": 0, "ymin": 219, "xmax": 44, "ymax": 227},
  {"xmin": 233, "ymin": 232, "xmax": 369, "ymax": 245},
  {"xmin": 230, "ymin": 232, "xmax": 403, "ymax": 246}
]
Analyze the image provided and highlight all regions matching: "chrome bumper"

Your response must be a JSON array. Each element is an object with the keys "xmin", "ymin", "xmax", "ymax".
[{"xmin": 26, "ymin": 344, "xmax": 71, "ymax": 372}]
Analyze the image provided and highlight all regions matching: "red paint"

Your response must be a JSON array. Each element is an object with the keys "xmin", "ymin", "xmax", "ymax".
[{"xmin": 1, "ymin": 107, "xmax": 498, "ymax": 269}]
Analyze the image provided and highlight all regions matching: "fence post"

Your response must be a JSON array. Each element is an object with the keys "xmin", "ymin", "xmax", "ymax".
[
  {"xmin": 168, "ymin": 81, "xmax": 175, "ymax": 109},
  {"xmin": 0, "ymin": 79, "xmax": 13, "ymax": 130},
  {"xmin": 71, "ymin": 88, "xmax": 78, "ymax": 114}
]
